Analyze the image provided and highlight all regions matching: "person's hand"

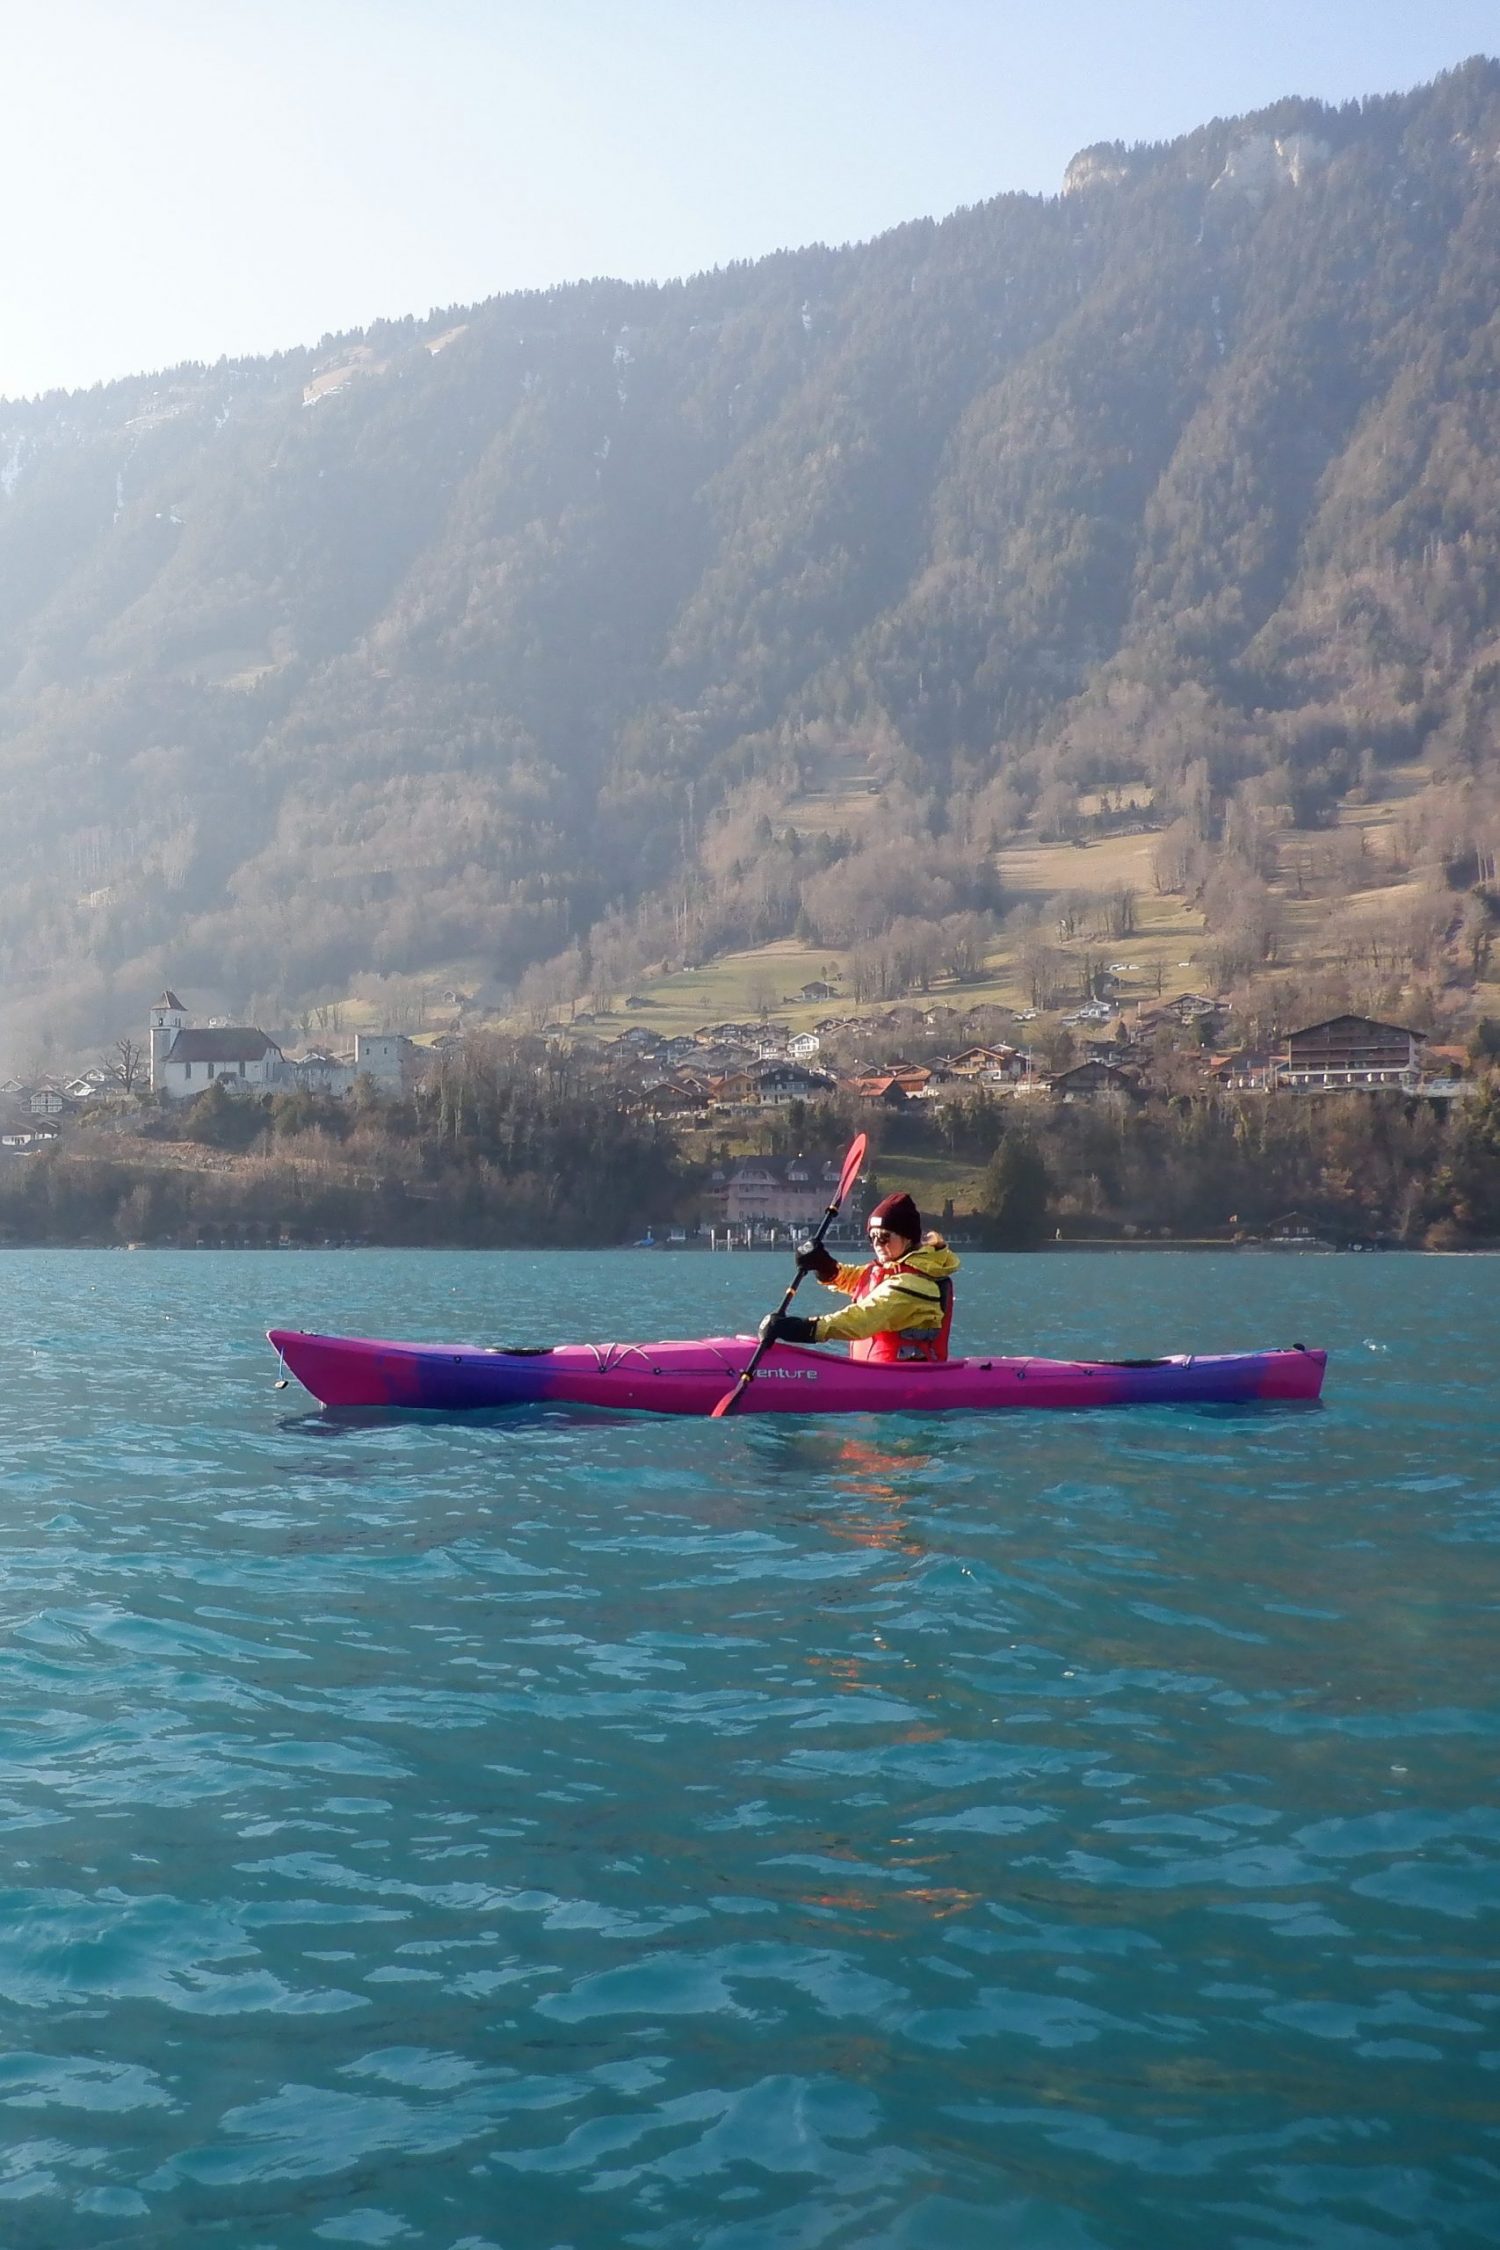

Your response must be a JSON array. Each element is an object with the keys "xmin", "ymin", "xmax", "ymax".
[
  {"xmin": 759, "ymin": 1312, "xmax": 818, "ymax": 1346},
  {"xmin": 794, "ymin": 1239, "xmax": 838, "ymax": 1282}
]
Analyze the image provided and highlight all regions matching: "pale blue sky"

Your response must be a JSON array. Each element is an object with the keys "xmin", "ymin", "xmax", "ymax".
[{"xmin": 3, "ymin": 0, "xmax": 1494, "ymax": 401}]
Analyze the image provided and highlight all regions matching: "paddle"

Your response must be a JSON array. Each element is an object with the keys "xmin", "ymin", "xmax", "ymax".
[{"xmin": 710, "ymin": 1131, "xmax": 868, "ymax": 1419}]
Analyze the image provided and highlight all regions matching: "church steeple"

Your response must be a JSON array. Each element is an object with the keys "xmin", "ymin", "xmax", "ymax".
[{"xmin": 149, "ymin": 990, "xmax": 188, "ymax": 1089}]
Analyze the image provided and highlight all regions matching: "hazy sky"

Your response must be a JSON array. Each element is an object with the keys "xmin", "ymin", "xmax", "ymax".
[{"xmin": 4, "ymin": 0, "xmax": 1494, "ymax": 401}]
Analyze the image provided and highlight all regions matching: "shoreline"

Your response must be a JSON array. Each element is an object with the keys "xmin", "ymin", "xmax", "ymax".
[{"xmin": 4, "ymin": 1238, "xmax": 1496, "ymax": 1254}]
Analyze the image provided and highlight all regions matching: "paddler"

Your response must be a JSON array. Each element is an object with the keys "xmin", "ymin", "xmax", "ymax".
[{"xmin": 759, "ymin": 1191, "xmax": 960, "ymax": 1362}]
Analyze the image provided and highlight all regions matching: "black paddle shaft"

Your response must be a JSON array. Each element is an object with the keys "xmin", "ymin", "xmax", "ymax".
[{"xmin": 710, "ymin": 1132, "xmax": 867, "ymax": 1419}]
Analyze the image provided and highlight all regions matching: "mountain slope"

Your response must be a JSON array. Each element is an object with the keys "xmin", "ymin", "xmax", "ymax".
[{"xmin": 1, "ymin": 59, "xmax": 1497, "ymax": 1060}]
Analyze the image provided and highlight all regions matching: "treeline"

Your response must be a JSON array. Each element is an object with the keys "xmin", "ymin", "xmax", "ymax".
[
  {"xmin": 0, "ymin": 1046, "xmax": 693, "ymax": 1247},
  {"xmin": 766, "ymin": 1083, "xmax": 1500, "ymax": 1250},
  {"xmin": 4, "ymin": 1058, "xmax": 1495, "ymax": 1249}
]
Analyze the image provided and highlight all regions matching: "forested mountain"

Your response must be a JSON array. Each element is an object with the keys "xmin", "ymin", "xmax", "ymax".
[{"xmin": 2, "ymin": 59, "xmax": 1498, "ymax": 1059}]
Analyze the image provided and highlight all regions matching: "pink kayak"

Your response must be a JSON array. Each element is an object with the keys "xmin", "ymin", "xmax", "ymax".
[{"xmin": 268, "ymin": 1329, "xmax": 1326, "ymax": 1416}]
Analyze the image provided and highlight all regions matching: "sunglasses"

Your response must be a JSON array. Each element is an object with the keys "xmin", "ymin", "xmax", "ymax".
[{"xmin": 868, "ymin": 1226, "xmax": 901, "ymax": 1241}]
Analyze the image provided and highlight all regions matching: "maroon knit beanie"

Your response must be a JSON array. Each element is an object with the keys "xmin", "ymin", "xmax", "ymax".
[{"xmin": 869, "ymin": 1190, "xmax": 921, "ymax": 1243}]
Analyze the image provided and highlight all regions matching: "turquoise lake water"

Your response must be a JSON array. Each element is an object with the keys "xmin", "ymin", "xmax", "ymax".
[{"xmin": 2, "ymin": 1248, "xmax": 1497, "ymax": 2248}]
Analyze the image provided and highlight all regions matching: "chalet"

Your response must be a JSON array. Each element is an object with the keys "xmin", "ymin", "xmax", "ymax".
[
  {"xmin": 752, "ymin": 1060, "xmax": 836, "ymax": 1106},
  {"xmin": 796, "ymin": 980, "xmax": 835, "ymax": 1002},
  {"xmin": 925, "ymin": 1049, "xmax": 1034, "ymax": 1096},
  {"xmin": 787, "ymin": 1031, "xmax": 821, "ymax": 1060},
  {"xmin": 709, "ymin": 1070, "xmax": 760, "ymax": 1109},
  {"xmin": 938, "ymin": 1044, "xmax": 1025, "ymax": 1079},
  {"xmin": 1049, "ymin": 1060, "xmax": 1141, "ymax": 1099},
  {"xmin": 1277, "ymin": 1015, "xmax": 1425, "ymax": 1090},
  {"xmin": 939, "ymin": 1045, "xmax": 998, "ymax": 1076},
  {"xmin": 1080, "ymin": 1027, "xmax": 1137, "ymax": 1064},
  {"xmin": 636, "ymin": 1078, "xmax": 709, "ymax": 1117},
  {"xmin": 851, "ymin": 1074, "xmax": 912, "ymax": 1107},
  {"xmin": 693, "ymin": 1042, "xmax": 755, "ymax": 1074}
]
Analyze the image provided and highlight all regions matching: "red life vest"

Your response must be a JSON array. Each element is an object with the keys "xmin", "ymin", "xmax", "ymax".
[{"xmin": 846, "ymin": 1256, "xmax": 955, "ymax": 1364}]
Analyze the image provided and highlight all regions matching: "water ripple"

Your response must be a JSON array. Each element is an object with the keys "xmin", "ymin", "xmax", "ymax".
[{"xmin": 0, "ymin": 1248, "xmax": 1494, "ymax": 2246}]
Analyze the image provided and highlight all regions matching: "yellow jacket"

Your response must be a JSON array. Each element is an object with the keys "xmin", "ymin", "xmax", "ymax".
[{"xmin": 809, "ymin": 1237, "xmax": 961, "ymax": 1346}]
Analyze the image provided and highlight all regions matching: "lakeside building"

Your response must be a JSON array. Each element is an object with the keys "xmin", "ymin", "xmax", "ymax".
[{"xmin": 711, "ymin": 1155, "xmax": 848, "ymax": 1228}]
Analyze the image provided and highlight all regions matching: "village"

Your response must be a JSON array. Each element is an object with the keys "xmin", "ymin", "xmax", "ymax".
[{"xmin": 0, "ymin": 981, "xmax": 1486, "ymax": 1246}]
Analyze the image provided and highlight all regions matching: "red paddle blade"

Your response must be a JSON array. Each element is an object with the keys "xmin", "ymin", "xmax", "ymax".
[
  {"xmin": 708, "ymin": 1384, "xmax": 742, "ymax": 1419},
  {"xmin": 837, "ymin": 1132, "xmax": 868, "ymax": 1207}
]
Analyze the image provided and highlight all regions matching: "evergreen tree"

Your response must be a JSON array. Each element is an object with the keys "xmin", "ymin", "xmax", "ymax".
[{"xmin": 981, "ymin": 1134, "xmax": 1051, "ymax": 1249}]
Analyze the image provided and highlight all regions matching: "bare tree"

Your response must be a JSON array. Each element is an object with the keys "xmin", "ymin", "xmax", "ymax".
[
  {"xmin": 1018, "ymin": 936, "xmax": 1069, "ymax": 1011},
  {"xmin": 938, "ymin": 909, "xmax": 993, "ymax": 982},
  {"xmin": 112, "ymin": 1035, "xmax": 145, "ymax": 1093},
  {"xmin": 1035, "ymin": 783, "xmax": 1083, "ymax": 843},
  {"xmin": 886, "ymin": 916, "xmax": 943, "ymax": 995},
  {"xmin": 1152, "ymin": 820, "xmax": 1196, "ymax": 895},
  {"xmin": 516, "ymin": 958, "xmax": 564, "ymax": 1030},
  {"xmin": 1459, "ymin": 894, "xmax": 1495, "ymax": 982},
  {"xmin": 1102, "ymin": 885, "xmax": 1137, "ymax": 941},
  {"xmin": 747, "ymin": 969, "xmax": 779, "ymax": 1019}
]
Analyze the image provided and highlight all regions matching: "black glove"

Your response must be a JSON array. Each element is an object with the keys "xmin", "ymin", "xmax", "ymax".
[
  {"xmin": 794, "ymin": 1239, "xmax": 838, "ymax": 1283},
  {"xmin": 759, "ymin": 1312, "xmax": 818, "ymax": 1346}
]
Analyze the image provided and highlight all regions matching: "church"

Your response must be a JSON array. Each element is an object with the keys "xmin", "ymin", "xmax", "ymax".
[
  {"xmin": 147, "ymin": 992, "xmax": 415, "ymax": 1101},
  {"xmin": 148, "ymin": 992, "xmax": 286, "ymax": 1099}
]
